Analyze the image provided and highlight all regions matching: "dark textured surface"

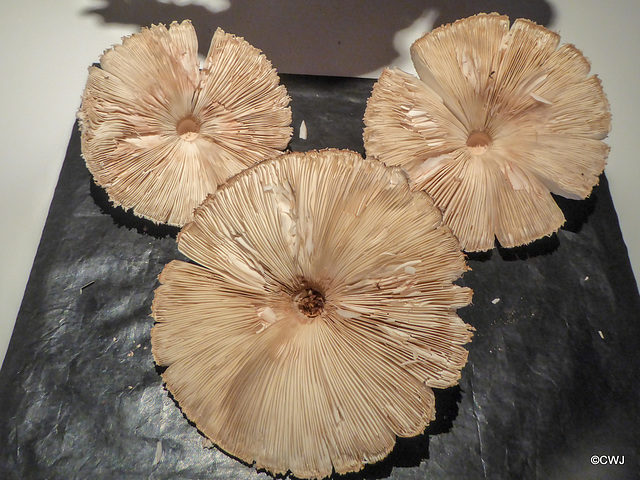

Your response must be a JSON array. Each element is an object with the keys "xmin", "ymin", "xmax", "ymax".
[{"xmin": 1, "ymin": 74, "xmax": 639, "ymax": 479}]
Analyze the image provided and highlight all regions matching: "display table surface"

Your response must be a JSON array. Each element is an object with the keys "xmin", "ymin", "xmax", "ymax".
[{"xmin": 1, "ymin": 74, "xmax": 638, "ymax": 479}]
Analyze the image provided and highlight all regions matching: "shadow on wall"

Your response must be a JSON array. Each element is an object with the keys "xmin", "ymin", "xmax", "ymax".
[{"xmin": 84, "ymin": 0, "xmax": 553, "ymax": 77}]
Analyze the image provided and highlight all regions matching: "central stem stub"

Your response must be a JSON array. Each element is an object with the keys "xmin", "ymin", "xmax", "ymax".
[
  {"xmin": 177, "ymin": 116, "xmax": 200, "ymax": 141},
  {"xmin": 294, "ymin": 288, "xmax": 325, "ymax": 318},
  {"xmin": 466, "ymin": 131, "xmax": 491, "ymax": 155}
]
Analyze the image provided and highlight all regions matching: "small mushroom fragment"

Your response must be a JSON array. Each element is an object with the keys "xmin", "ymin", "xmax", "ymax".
[
  {"xmin": 78, "ymin": 20, "xmax": 292, "ymax": 227},
  {"xmin": 364, "ymin": 13, "xmax": 611, "ymax": 251},
  {"xmin": 151, "ymin": 149, "xmax": 473, "ymax": 478}
]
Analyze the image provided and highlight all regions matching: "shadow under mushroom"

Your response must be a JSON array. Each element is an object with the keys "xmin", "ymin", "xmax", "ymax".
[{"xmin": 82, "ymin": 0, "xmax": 553, "ymax": 78}]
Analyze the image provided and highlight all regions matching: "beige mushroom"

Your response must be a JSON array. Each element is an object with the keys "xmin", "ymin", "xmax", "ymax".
[
  {"xmin": 151, "ymin": 149, "xmax": 473, "ymax": 478},
  {"xmin": 78, "ymin": 20, "xmax": 292, "ymax": 227},
  {"xmin": 364, "ymin": 13, "xmax": 611, "ymax": 251}
]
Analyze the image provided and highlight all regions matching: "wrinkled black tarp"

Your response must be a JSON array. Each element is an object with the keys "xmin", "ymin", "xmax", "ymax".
[{"xmin": 1, "ymin": 74, "xmax": 639, "ymax": 479}]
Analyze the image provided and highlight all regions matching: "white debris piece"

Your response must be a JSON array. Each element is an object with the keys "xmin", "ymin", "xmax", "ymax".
[
  {"xmin": 202, "ymin": 437, "xmax": 214, "ymax": 448},
  {"xmin": 492, "ymin": 298, "xmax": 500, "ymax": 304},
  {"xmin": 530, "ymin": 91, "xmax": 553, "ymax": 105},
  {"xmin": 299, "ymin": 120, "xmax": 307, "ymax": 139},
  {"xmin": 153, "ymin": 440, "xmax": 163, "ymax": 465}
]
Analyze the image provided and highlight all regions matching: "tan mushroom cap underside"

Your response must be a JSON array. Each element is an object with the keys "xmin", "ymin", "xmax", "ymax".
[
  {"xmin": 151, "ymin": 149, "xmax": 473, "ymax": 479},
  {"xmin": 78, "ymin": 20, "xmax": 292, "ymax": 227},
  {"xmin": 364, "ymin": 13, "xmax": 611, "ymax": 251}
]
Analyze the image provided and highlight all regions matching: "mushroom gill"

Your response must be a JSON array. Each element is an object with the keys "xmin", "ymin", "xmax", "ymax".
[
  {"xmin": 364, "ymin": 13, "xmax": 611, "ymax": 251},
  {"xmin": 151, "ymin": 149, "xmax": 473, "ymax": 478},
  {"xmin": 78, "ymin": 21, "xmax": 292, "ymax": 227}
]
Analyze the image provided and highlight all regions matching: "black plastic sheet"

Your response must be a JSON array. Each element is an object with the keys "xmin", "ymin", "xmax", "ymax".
[{"xmin": 1, "ymin": 74, "xmax": 639, "ymax": 479}]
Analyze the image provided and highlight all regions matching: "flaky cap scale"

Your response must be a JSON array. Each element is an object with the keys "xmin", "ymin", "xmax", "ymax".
[
  {"xmin": 151, "ymin": 149, "xmax": 473, "ymax": 478},
  {"xmin": 364, "ymin": 13, "xmax": 611, "ymax": 251},
  {"xmin": 78, "ymin": 21, "xmax": 292, "ymax": 227}
]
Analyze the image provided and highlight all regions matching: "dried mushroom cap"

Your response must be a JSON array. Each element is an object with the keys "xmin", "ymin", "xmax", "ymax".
[
  {"xmin": 151, "ymin": 149, "xmax": 473, "ymax": 479},
  {"xmin": 363, "ymin": 13, "xmax": 611, "ymax": 251},
  {"xmin": 78, "ymin": 21, "xmax": 292, "ymax": 227}
]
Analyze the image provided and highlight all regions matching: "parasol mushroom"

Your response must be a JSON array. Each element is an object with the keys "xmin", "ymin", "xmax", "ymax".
[
  {"xmin": 78, "ymin": 20, "xmax": 292, "ymax": 227},
  {"xmin": 151, "ymin": 149, "xmax": 473, "ymax": 478},
  {"xmin": 363, "ymin": 13, "xmax": 611, "ymax": 251}
]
